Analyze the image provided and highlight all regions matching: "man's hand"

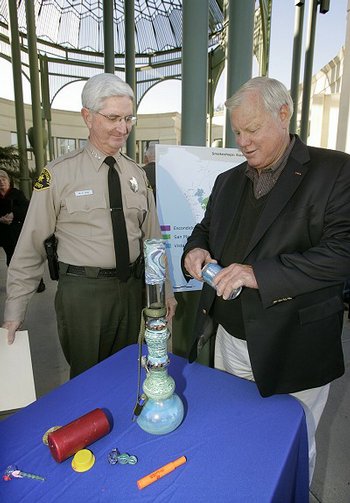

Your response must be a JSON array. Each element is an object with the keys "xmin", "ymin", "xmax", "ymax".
[
  {"xmin": 213, "ymin": 263, "xmax": 258, "ymax": 300},
  {"xmin": 184, "ymin": 248, "xmax": 216, "ymax": 281},
  {"xmin": 2, "ymin": 321, "xmax": 22, "ymax": 345},
  {"xmin": 0, "ymin": 212, "xmax": 14, "ymax": 225},
  {"xmin": 166, "ymin": 295, "xmax": 178, "ymax": 322}
]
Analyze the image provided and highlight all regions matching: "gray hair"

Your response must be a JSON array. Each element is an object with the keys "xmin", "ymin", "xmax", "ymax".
[
  {"xmin": 81, "ymin": 73, "xmax": 134, "ymax": 111},
  {"xmin": 225, "ymin": 77, "xmax": 294, "ymax": 119},
  {"xmin": 0, "ymin": 169, "xmax": 10, "ymax": 180}
]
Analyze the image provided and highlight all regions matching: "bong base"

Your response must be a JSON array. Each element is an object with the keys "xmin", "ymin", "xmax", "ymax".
[{"xmin": 136, "ymin": 394, "xmax": 184, "ymax": 435}]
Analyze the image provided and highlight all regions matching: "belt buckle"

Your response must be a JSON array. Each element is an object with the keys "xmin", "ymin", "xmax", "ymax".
[{"xmin": 85, "ymin": 267, "xmax": 100, "ymax": 279}]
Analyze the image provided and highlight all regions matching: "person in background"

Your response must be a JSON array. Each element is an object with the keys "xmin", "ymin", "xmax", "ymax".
[
  {"xmin": 0, "ymin": 169, "xmax": 46, "ymax": 293},
  {"xmin": 182, "ymin": 76, "xmax": 350, "ymax": 482},
  {"xmin": 0, "ymin": 169, "xmax": 29, "ymax": 266},
  {"xmin": 2, "ymin": 73, "xmax": 176, "ymax": 378},
  {"xmin": 143, "ymin": 143, "xmax": 156, "ymax": 200}
]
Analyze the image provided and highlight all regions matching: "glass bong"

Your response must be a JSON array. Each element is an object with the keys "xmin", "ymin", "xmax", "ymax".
[{"xmin": 133, "ymin": 239, "xmax": 184, "ymax": 435}]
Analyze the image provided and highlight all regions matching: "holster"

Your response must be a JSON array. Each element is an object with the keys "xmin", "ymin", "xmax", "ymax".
[
  {"xmin": 44, "ymin": 234, "xmax": 59, "ymax": 281},
  {"xmin": 132, "ymin": 254, "xmax": 145, "ymax": 279}
]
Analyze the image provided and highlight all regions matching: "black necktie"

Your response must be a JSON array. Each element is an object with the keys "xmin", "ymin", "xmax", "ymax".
[{"xmin": 105, "ymin": 156, "xmax": 130, "ymax": 281}]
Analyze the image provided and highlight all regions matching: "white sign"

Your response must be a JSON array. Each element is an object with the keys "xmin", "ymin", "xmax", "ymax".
[{"xmin": 156, "ymin": 145, "xmax": 245, "ymax": 292}]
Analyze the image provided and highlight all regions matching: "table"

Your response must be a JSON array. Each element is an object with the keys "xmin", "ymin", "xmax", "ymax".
[{"xmin": 0, "ymin": 345, "xmax": 308, "ymax": 502}]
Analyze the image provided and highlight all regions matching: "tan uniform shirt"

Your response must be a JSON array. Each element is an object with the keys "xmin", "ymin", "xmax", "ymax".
[{"xmin": 5, "ymin": 141, "xmax": 165, "ymax": 321}]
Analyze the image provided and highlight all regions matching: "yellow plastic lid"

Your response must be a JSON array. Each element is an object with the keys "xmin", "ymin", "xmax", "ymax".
[{"xmin": 71, "ymin": 449, "xmax": 95, "ymax": 473}]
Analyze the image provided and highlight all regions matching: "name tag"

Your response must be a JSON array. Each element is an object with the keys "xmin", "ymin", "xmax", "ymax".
[{"xmin": 75, "ymin": 190, "xmax": 93, "ymax": 197}]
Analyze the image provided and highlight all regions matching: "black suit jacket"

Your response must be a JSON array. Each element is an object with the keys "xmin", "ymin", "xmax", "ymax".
[{"xmin": 182, "ymin": 136, "xmax": 350, "ymax": 396}]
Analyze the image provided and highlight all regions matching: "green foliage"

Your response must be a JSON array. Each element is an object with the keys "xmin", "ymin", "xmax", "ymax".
[
  {"xmin": 0, "ymin": 145, "xmax": 19, "ymax": 169},
  {"xmin": 0, "ymin": 145, "xmax": 36, "ymax": 184}
]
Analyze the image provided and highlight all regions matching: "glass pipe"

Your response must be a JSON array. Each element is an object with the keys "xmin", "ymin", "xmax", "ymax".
[{"xmin": 136, "ymin": 239, "xmax": 184, "ymax": 435}]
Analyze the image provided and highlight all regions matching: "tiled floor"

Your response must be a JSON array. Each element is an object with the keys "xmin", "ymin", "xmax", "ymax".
[{"xmin": 0, "ymin": 249, "xmax": 349, "ymax": 502}]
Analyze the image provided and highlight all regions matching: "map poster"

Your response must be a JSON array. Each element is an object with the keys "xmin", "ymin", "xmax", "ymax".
[{"xmin": 155, "ymin": 145, "xmax": 245, "ymax": 292}]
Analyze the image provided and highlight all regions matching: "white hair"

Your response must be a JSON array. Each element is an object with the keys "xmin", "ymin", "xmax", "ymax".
[
  {"xmin": 225, "ymin": 77, "xmax": 294, "ymax": 119},
  {"xmin": 81, "ymin": 73, "xmax": 134, "ymax": 111}
]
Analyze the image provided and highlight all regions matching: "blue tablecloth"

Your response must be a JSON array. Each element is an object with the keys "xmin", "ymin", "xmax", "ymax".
[{"xmin": 0, "ymin": 345, "xmax": 309, "ymax": 502}]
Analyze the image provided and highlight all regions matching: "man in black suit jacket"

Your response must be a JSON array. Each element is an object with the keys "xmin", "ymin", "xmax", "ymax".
[{"xmin": 182, "ymin": 77, "xmax": 350, "ymax": 482}]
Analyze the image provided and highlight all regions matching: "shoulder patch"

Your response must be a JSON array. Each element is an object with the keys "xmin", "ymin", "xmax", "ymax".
[{"xmin": 34, "ymin": 167, "xmax": 52, "ymax": 191}]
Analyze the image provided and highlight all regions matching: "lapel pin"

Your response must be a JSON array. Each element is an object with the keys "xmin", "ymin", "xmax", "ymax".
[{"xmin": 294, "ymin": 171, "xmax": 302, "ymax": 176}]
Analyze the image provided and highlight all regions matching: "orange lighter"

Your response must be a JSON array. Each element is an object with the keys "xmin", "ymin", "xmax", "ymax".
[{"xmin": 137, "ymin": 456, "xmax": 187, "ymax": 489}]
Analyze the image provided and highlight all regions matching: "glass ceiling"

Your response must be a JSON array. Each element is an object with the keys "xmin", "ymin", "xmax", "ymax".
[
  {"xmin": 1, "ymin": 0, "xmax": 224, "ymax": 53},
  {"xmin": 0, "ymin": 1, "xmax": 265, "ymax": 107},
  {"xmin": 0, "ymin": 0, "xmax": 226, "ymax": 105}
]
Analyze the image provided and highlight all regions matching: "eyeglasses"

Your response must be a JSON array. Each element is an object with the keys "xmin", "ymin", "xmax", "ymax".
[{"xmin": 96, "ymin": 111, "xmax": 137, "ymax": 126}]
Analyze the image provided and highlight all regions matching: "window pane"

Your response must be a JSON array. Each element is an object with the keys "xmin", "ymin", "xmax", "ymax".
[
  {"xmin": 10, "ymin": 131, "xmax": 32, "ymax": 160},
  {"xmin": 57, "ymin": 138, "xmax": 76, "ymax": 156}
]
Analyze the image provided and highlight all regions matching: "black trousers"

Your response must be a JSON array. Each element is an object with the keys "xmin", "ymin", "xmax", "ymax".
[
  {"xmin": 0, "ymin": 224, "xmax": 21, "ymax": 266},
  {"xmin": 55, "ymin": 269, "xmax": 143, "ymax": 378},
  {"xmin": 1, "ymin": 241, "xmax": 16, "ymax": 266}
]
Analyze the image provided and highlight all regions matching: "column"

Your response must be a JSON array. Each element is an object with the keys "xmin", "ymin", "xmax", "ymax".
[
  {"xmin": 336, "ymin": 0, "xmax": 350, "ymax": 153},
  {"xmin": 40, "ymin": 55, "xmax": 50, "ymax": 164},
  {"xmin": 125, "ymin": 1, "xmax": 136, "ymax": 160},
  {"xmin": 103, "ymin": 0, "xmax": 114, "ymax": 73},
  {"xmin": 173, "ymin": 0, "xmax": 210, "ymax": 365},
  {"xmin": 181, "ymin": 0, "xmax": 209, "ymax": 146},
  {"xmin": 25, "ymin": 0, "xmax": 45, "ymax": 176},
  {"xmin": 7, "ymin": 0, "xmax": 31, "ymax": 197},
  {"xmin": 290, "ymin": 2, "xmax": 305, "ymax": 134},
  {"xmin": 224, "ymin": 0, "xmax": 255, "ymax": 148}
]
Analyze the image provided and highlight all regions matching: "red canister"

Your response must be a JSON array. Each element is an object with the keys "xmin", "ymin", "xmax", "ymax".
[{"xmin": 47, "ymin": 408, "xmax": 111, "ymax": 463}]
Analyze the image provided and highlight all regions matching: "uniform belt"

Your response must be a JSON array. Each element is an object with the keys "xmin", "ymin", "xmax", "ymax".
[{"xmin": 65, "ymin": 261, "xmax": 139, "ymax": 278}]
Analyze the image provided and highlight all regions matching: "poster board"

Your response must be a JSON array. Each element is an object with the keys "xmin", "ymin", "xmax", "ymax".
[{"xmin": 156, "ymin": 145, "xmax": 245, "ymax": 292}]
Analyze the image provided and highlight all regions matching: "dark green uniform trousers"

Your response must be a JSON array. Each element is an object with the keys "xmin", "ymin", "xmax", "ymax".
[{"xmin": 55, "ymin": 267, "xmax": 143, "ymax": 378}]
